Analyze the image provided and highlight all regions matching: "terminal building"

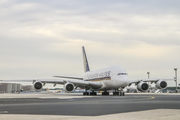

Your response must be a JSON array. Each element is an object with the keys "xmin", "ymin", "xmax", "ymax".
[
  {"xmin": 0, "ymin": 83, "xmax": 33, "ymax": 93},
  {"xmin": 0, "ymin": 83, "xmax": 21, "ymax": 93},
  {"xmin": 0, "ymin": 83, "xmax": 13, "ymax": 93},
  {"xmin": 21, "ymin": 85, "xmax": 34, "ymax": 92}
]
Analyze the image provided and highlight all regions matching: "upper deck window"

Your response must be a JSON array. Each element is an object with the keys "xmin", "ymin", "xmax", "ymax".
[{"xmin": 117, "ymin": 73, "xmax": 127, "ymax": 75}]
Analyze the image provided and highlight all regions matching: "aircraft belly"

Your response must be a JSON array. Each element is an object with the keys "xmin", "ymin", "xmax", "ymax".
[{"xmin": 102, "ymin": 79, "xmax": 129, "ymax": 90}]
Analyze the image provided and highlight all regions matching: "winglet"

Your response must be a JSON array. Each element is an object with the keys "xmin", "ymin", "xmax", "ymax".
[{"xmin": 82, "ymin": 46, "xmax": 90, "ymax": 72}]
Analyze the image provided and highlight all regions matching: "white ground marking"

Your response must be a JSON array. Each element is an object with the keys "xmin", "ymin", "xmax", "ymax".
[
  {"xmin": 0, "ymin": 111, "xmax": 8, "ymax": 114},
  {"xmin": 0, "ymin": 93, "xmax": 95, "ymax": 99},
  {"xmin": 0, "ymin": 109, "xmax": 180, "ymax": 120}
]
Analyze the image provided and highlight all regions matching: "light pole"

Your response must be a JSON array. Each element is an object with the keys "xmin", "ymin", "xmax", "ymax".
[
  {"xmin": 147, "ymin": 72, "xmax": 151, "ymax": 92},
  {"xmin": 174, "ymin": 68, "xmax": 178, "ymax": 93},
  {"xmin": 147, "ymin": 72, "xmax": 150, "ymax": 79}
]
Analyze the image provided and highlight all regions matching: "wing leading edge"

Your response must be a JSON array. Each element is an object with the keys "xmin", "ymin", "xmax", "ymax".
[
  {"xmin": 0, "ymin": 79, "xmax": 103, "ymax": 90},
  {"xmin": 129, "ymin": 78, "xmax": 176, "ymax": 84}
]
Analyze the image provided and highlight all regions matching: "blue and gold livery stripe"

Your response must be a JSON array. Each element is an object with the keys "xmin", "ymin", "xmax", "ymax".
[{"xmin": 84, "ymin": 76, "xmax": 111, "ymax": 82}]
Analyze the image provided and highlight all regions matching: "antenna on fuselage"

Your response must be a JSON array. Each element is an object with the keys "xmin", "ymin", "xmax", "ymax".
[{"xmin": 82, "ymin": 46, "xmax": 90, "ymax": 72}]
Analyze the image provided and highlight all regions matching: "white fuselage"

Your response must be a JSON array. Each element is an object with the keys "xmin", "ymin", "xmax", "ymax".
[{"xmin": 83, "ymin": 66, "xmax": 130, "ymax": 90}]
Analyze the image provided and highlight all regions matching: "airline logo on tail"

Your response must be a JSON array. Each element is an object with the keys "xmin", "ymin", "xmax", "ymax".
[{"xmin": 82, "ymin": 46, "xmax": 90, "ymax": 72}]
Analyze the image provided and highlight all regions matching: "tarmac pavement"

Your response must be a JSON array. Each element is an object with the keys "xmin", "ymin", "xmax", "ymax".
[{"xmin": 0, "ymin": 93, "xmax": 180, "ymax": 119}]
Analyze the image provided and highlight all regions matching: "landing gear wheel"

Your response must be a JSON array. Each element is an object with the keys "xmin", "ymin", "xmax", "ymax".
[
  {"xmin": 113, "ymin": 92, "xmax": 119, "ymax": 95},
  {"xmin": 90, "ymin": 92, "xmax": 97, "ymax": 95},
  {"xmin": 102, "ymin": 92, "xmax": 109, "ymax": 95},
  {"xmin": 119, "ymin": 92, "xmax": 125, "ymax": 96},
  {"xmin": 83, "ymin": 92, "xmax": 89, "ymax": 95}
]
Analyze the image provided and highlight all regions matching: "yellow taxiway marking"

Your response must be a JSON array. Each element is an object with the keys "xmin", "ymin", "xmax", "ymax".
[
  {"xmin": 130, "ymin": 96, "xmax": 155, "ymax": 101},
  {"xmin": 111, "ymin": 96, "xmax": 155, "ymax": 101},
  {"xmin": 146, "ymin": 96, "xmax": 155, "ymax": 100}
]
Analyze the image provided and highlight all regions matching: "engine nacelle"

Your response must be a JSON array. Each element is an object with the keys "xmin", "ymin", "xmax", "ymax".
[
  {"xmin": 34, "ymin": 81, "xmax": 43, "ymax": 91},
  {"xmin": 63, "ymin": 83, "xmax": 75, "ymax": 93},
  {"xmin": 137, "ymin": 82, "xmax": 149, "ymax": 92},
  {"xmin": 156, "ymin": 80, "xmax": 167, "ymax": 89}
]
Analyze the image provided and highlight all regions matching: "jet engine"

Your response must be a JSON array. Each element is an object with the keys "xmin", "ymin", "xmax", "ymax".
[
  {"xmin": 156, "ymin": 80, "xmax": 167, "ymax": 89},
  {"xmin": 34, "ymin": 81, "xmax": 43, "ymax": 91},
  {"xmin": 137, "ymin": 82, "xmax": 149, "ymax": 92},
  {"xmin": 63, "ymin": 82, "xmax": 75, "ymax": 93}
]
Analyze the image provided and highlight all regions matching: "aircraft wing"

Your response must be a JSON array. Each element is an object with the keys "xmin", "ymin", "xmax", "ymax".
[
  {"xmin": 129, "ymin": 78, "xmax": 176, "ymax": 84},
  {"xmin": 128, "ymin": 78, "xmax": 176, "ymax": 91},
  {"xmin": 0, "ymin": 79, "xmax": 102, "ymax": 89}
]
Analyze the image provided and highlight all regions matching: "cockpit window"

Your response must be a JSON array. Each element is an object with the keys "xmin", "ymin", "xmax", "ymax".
[{"xmin": 117, "ymin": 73, "xmax": 127, "ymax": 75}]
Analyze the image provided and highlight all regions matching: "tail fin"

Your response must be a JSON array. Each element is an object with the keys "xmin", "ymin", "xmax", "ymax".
[{"xmin": 82, "ymin": 46, "xmax": 90, "ymax": 72}]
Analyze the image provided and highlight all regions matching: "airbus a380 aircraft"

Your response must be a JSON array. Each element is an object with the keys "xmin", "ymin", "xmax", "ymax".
[{"xmin": 1, "ymin": 46, "xmax": 174, "ymax": 96}]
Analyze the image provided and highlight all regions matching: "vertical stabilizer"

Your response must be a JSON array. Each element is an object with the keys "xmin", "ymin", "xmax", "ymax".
[{"xmin": 82, "ymin": 46, "xmax": 90, "ymax": 72}]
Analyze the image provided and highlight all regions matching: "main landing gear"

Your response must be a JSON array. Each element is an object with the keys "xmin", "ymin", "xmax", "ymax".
[
  {"xmin": 90, "ymin": 91, "xmax": 97, "ymax": 95},
  {"xmin": 112, "ymin": 89, "xmax": 125, "ymax": 96},
  {"xmin": 83, "ymin": 90, "xmax": 97, "ymax": 96},
  {"xmin": 84, "ymin": 91, "xmax": 124, "ymax": 96},
  {"xmin": 113, "ymin": 91, "xmax": 119, "ymax": 95},
  {"xmin": 101, "ymin": 90, "xmax": 125, "ymax": 96},
  {"xmin": 102, "ymin": 91, "xmax": 109, "ymax": 95},
  {"xmin": 83, "ymin": 89, "xmax": 125, "ymax": 96},
  {"xmin": 83, "ymin": 92, "xmax": 89, "ymax": 95},
  {"xmin": 112, "ymin": 91, "xmax": 125, "ymax": 96}
]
